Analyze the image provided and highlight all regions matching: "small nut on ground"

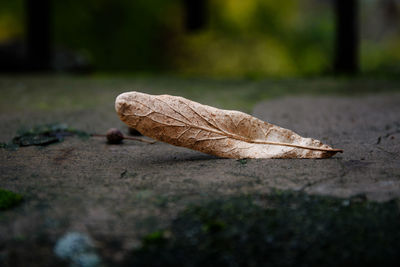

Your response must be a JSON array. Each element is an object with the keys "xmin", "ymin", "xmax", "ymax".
[{"xmin": 106, "ymin": 128, "xmax": 124, "ymax": 144}]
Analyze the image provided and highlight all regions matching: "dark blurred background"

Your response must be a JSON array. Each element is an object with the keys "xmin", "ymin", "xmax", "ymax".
[{"xmin": 0, "ymin": 0, "xmax": 399, "ymax": 77}]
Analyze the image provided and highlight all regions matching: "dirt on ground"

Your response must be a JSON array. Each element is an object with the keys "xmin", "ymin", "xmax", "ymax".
[{"xmin": 0, "ymin": 77, "xmax": 399, "ymax": 266}]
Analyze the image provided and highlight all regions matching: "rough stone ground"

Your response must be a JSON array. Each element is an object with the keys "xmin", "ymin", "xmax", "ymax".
[
  {"xmin": 253, "ymin": 95, "xmax": 400, "ymax": 200},
  {"xmin": 0, "ymin": 76, "xmax": 399, "ymax": 266}
]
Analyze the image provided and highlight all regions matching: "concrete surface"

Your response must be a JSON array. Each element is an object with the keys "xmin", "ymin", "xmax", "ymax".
[
  {"xmin": 1, "ymin": 80, "xmax": 399, "ymax": 265},
  {"xmin": 253, "ymin": 94, "xmax": 400, "ymax": 201}
]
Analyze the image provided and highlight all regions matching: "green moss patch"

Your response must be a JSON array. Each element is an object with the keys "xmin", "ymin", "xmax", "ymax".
[
  {"xmin": 0, "ymin": 189, "xmax": 23, "ymax": 210},
  {"xmin": 128, "ymin": 190, "xmax": 400, "ymax": 267},
  {"xmin": 1, "ymin": 123, "xmax": 89, "ymax": 149}
]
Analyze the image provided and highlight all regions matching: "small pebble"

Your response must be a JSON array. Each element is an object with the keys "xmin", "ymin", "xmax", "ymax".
[{"xmin": 54, "ymin": 231, "xmax": 101, "ymax": 267}]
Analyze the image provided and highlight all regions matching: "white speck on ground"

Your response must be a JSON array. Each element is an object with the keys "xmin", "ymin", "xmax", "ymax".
[{"xmin": 54, "ymin": 232, "xmax": 101, "ymax": 267}]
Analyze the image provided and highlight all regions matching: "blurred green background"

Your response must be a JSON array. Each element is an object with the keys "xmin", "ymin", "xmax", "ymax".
[{"xmin": 1, "ymin": 0, "xmax": 399, "ymax": 77}]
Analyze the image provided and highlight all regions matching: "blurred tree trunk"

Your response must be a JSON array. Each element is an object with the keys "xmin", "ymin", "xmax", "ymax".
[
  {"xmin": 334, "ymin": 0, "xmax": 359, "ymax": 74},
  {"xmin": 26, "ymin": 0, "xmax": 52, "ymax": 71},
  {"xmin": 183, "ymin": 0, "xmax": 208, "ymax": 32}
]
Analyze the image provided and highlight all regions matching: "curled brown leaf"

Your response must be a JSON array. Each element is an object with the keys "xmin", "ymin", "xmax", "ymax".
[{"xmin": 115, "ymin": 92, "xmax": 342, "ymax": 159}]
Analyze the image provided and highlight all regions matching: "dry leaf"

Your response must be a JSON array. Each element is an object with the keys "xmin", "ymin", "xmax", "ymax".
[{"xmin": 115, "ymin": 92, "xmax": 343, "ymax": 159}]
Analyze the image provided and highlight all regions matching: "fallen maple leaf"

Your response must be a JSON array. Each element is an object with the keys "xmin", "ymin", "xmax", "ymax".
[{"xmin": 115, "ymin": 92, "xmax": 343, "ymax": 159}]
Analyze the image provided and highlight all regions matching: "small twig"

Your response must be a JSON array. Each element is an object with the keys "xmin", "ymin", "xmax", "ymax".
[
  {"xmin": 124, "ymin": 136, "xmax": 156, "ymax": 144},
  {"xmin": 91, "ymin": 133, "xmax": 156, "ymax": 144}
]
